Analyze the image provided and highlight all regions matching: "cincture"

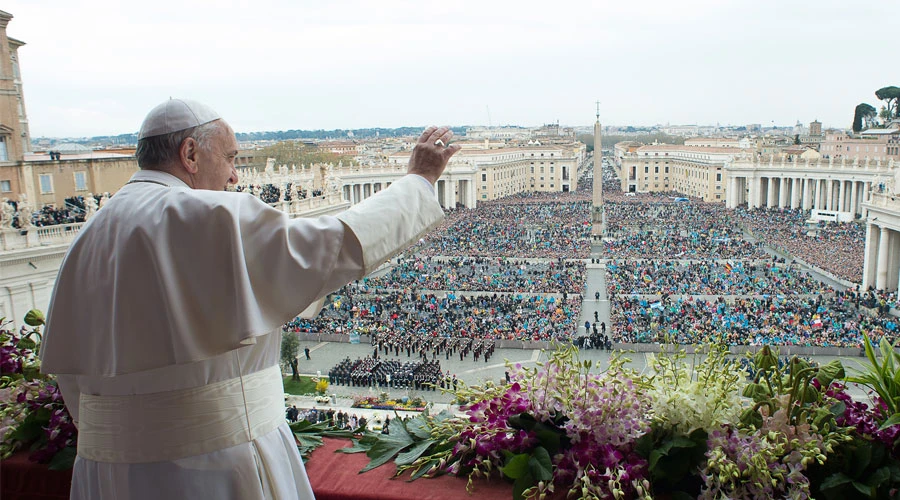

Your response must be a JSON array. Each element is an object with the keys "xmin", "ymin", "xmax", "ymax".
[{"xmin": 76, "ymin": 364, "xmax": 285, "ymax": 463}]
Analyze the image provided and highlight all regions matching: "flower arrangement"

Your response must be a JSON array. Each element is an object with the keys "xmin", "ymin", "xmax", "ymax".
[
  {"xmin": 341, "ymin": 341, "xmax": 900, "ymax": 500},
  {"xmin": 315, "ymin": 395, "xmax": 331, "ymax": 404},
  {"xmin": 0, "ymin": 310, "xmax": 77, "ymax": 470},
  {"xmin": 352, "ymin": 395, "xmax": 427, "ymax": 412},
  {"xmin": 315, "ymin": 378, "xmax": 329, "ymax": 394}
]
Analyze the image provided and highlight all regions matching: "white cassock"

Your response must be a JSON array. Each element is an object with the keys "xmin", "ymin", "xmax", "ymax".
[{"xmin": 39, "ymin": 169, "xmax": 444, "ymax": 500}]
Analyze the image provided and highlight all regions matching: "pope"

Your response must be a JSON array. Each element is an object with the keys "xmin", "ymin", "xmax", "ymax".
[{"xmin": 39, "ymin": 98, "xmax": 460, "ymax": 500}]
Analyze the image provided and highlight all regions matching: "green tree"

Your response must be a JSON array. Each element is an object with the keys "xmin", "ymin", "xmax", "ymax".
[
  {"xmin": 281, "ymin": 330, "xmax": 301, "ymax": 381},
  {"xmin": 875, "ymin": 86, "xmax": 900, "ymax": 119},
  {"xmin": 576, "ymin": 133, "xmax": 594, "ymax": 152},
  {"xmin": 852, "ymin": 103, "xmax": 877, "ymax": 133},
  {"xmin": 879, "ymin": 105, "xmax": 892, "ymax": 123},
  {"xmin": 258, "ymin": 141, "xmax": 350, "ymax": 168}
]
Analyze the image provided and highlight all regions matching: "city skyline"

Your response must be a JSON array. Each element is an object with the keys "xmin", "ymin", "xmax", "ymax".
[{"xmin": 5, "ymin": 0, "xmax": 896, "ymax": 138}]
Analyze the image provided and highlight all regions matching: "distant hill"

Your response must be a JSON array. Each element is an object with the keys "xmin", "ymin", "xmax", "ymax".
[{"xmin": 33, "ymin": 126, "xmax": 469, "ymax": 148}]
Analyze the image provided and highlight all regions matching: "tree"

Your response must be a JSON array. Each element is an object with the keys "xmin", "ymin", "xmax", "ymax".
[
  {"xmin": 852, "ymin": 103, "xmax": 877, "ymax": 133},
  {"xmin": 879, "ymin": 105, "xmax": 892, "ymax": 124},
  {"xmin": 281, "ymin": 330, "xmax": 301, "ymax": 381},
  {"xmin": 794, "ymin": 134, "xmax": 801, "ymax": 145},
  {"xmin": 875, "ymin": 86, "xmax": 900, "ymax": 119},
  {"xmin": 576, "ymin": 133, "xmax": 594, "ymax": 152}
]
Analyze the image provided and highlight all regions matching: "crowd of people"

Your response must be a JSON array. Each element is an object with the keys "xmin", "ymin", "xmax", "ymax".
[
  {"xmin": 735, "ymin": 207, "xmax": 864, "ymax": 283},
  {"xmin": 609, "ymin": 292, "xmax": 899, "ymax": 348},
  {"xmin": 284, "ymin": 289, "xmax": 582, "ymax": 342},
  {"xmin": 408, "ymin": 201, "xmax": 591, "ymax": 259},
  {"xmin": 602, "ymin": 231, "xmax": 768, "ymax": 260},
  {"xmin": 364, "ymin": 257, "xmax": 586, "ymax": 294},
  {"xmin": 604, "ymin": 202, "xmax": 739, "ymax": 235},
  {"xmin": 606, "ymin": 258, "xmax": 831, "ymax": 296}
]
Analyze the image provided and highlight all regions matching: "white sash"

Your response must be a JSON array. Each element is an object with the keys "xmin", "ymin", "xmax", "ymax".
[{"xmin": 77, "ymin": 364, "xmax": 286, "ymax": 463}]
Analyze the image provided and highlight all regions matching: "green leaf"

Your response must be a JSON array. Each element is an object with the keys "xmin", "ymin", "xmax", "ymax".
[
  {"xmin": 409, "ymin": 459, "xmax": 440, "ymax": 481},
  {"xmin": 850, "ymin": 441, "xmax": 873, "ymax": 477},
  {"xmin": 742, "ymin": 383, "xmax": 770, "ymax": 402},
  {"xmin": 649, "ymin": 449, "xmax": 664, "ymax": 470},
  {"xmin": 878, "ymin": 413, "xmax": 900, "ymax": 430},
  {"xmin": 15, "ymin": 337, "xmax": 36, "ymax": 350},
  {"xmin": 851, "ymin": 481, "xmax": 873, "ymax": 497},
  {"xmin": 47, "ymin": 446, "xmax": 76, "ymax": 471},
  {"xmin": 395, "ymin": 439, "xmax": 435, "ymax": 466},
  {"xmin": 528, "ymin": 447, "xmax": 552, "ymax": 482},
  {"xmin": 815, "ymin": 360, "xmax": 846, "ymax": 389},
  {"xmin": 24, "ymin": 309, "xmax": 44, "ymax": 327},
  {"xmin": 360, "ymin": 428, "xmax": 415, "ymax": 472},
  {"xmin": 339, "ymin": 433, "xmax": 380, "ymax": 454},
  {"xmin": 512, "ymin": 472, "xmax": 534, "ymax": 500},
  {"xmin": 295, "ymin": 434, "xmax": 323, "ymax": 448},
  {"xmin": 866, "ymin": 466, "xmax": 891, "ymax": 488},
  {"xmin": 501, "ymin": 453, "xmax": 531, "ymax": 479},
  {"xmin": 404, "ymin": 416, "xmax": 432, "ymax": 440},
  {"xmin": 508, "ymin": 412, "xmax": 538, "ymax": 431},
  {"xmin": 820, "ymin": 472, "xmax": 853, "ymax": 491},
  {"xmin": 534, "ymin": 427, "xmax": 561, "ymax": 455}
]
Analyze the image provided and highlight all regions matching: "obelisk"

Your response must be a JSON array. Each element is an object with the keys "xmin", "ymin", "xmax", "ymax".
[{"xmin": 592, "ymin": 104, "xmax": 603, "ymax": 227}]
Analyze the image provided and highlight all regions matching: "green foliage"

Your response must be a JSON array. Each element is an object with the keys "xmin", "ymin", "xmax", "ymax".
[
  {"xmin": 288, "ymin": 419, "xmax": 355, "ymax": 462},
  {"xmin": 875, "ymin": 86, "xmax": 900, "ymax": 119},
  {"xmin": 339, "ymin": 410, "xmax": 454, "ymax": 478},
  {"xmin": 740, "ymin": 346, "xmax": 844, "ymax": 430},
  {"xmin": 634, "ymin": 427, "xmax": 707, "ymax": 497},
  {"xmin": 280, "ymin": 331, "xmax": 300, "ymax": 376},
  {"xmin": 847, "ymin": 335, "xmax": 900, "ymax": 422},
  {"xmin": 806, "ymin": 435, "xmax": 900, "ymax": 500},
  {"xmin": 853, "ymin": 103, "xmax": 878, "ymax": 133}
]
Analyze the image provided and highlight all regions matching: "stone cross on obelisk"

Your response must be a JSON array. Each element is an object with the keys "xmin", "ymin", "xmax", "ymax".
[{"xmin": 592, "ymin": 102, "xmax": 604, "ymax": 228}]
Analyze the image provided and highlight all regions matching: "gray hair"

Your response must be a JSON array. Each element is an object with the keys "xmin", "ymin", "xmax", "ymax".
[{"xmin": 135, "ymin": 120, "xmax": 222, "ymax": 169}]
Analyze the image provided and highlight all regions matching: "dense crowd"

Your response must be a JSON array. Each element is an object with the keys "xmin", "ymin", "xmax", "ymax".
[
  {"xmin": 408, "ymin": 201, "xmax": 591, "ymax": 259},
  {"xmin": 603, "ymin": 231, "xmax": 768, "ymax": 260},
  {"xmin": 284, "ymin": 289, "xmax": 582, "ymax": 342},
  {"xmin": 365, "ymin": 257, "xmax": 586, "ymax": 294},
  {"xmin": 735, "ymin": 207, "xmax": 864, "ymax": 283},
  {"xmin": 609, "ymin": 292, "xmax": 899, "ymax": 348},
  {"xmin": 605, "ymin": 202, "xmax": 740, "ymax": 235},
  {"xmin": 606, "ymin": 259, "xmax": 832, "ymax": 296}
]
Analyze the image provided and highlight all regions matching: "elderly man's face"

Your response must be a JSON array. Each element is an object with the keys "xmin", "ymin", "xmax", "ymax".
[{"xmin": 195, "ymin": 121, "xmax": 239, "ymax": 191}]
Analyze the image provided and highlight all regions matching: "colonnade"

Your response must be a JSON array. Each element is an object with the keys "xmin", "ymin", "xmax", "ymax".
[
  {"xmin": 727, "ymin": 175, "xmax": 872, "ymax": 218},
  {"xmin": 342, "ymin": 178, "xmax": 477, "ymax": 210}
]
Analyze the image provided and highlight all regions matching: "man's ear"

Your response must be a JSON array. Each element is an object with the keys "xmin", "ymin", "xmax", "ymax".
[{"xmin": 179, "ymin": 137, "xmax": 200, "ymax": 175}]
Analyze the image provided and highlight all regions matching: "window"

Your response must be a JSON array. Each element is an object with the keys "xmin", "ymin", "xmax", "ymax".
[
  {"xmin": 74, "ymin": 172, "xmax": 87, "ymax": 191},
  {"xmin": 482, "ymin": 173, "xmax": 487, "ymax": 182},
  {"xmin": 654, "ymin": 166, "xmax": 659, "ymax": 173},
  {"xmin": 716, "ymin": 173, "xmax": 722, "ymax": 182},
  {"xmin": 0, "ymin": 137, "xmax": 7, "ymax": 161},
  {"xmin": 0, "ymin": 180, "xmax": 10, "ymax": 192},
  {"xmin": 644, "ymin": 166, "xmax": 649, "ymax": 173},
  {"xmin": 39, "ymin": 174, "xmax": 53, "ymax": 194},
  {"xmin": 550, "ymin": 166, "xmax": 554, "ymax": 173}
]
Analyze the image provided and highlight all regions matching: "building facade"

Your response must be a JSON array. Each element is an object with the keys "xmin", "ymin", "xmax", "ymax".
[
  {"xmin": 819, "ymin": 127, "xmax": 900, "ymax": 162},
  {"xmin": 0, "ymin": 10, "xmax": 31, "ymax": 165},
  {"xmin": 617, "ymin": 144, "xmax": 738, "ymax": 202}
]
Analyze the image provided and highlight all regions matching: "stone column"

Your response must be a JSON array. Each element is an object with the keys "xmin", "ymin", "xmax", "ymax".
[
  {"xmin": 826, "ymin": 180, "xmax": 834, "ymax": 211},
  {"xmin": 838, "ymin": 180, "xmax": 846, "ymax": 213},
  {"xmin": 863, "ymin": 222, "xmax": 877, "ymax": 289},
  {"xmin": 766, "ymin": 177, "xmax": 775, "ymax": 208},
  {"xmin": 727, "ymin": 176, "xmax": 738, "ymax": 208},
  {"xmin": 778, "ymin": 178, "xmax": 788, "ymax": 207},
  {"xmin": 802, "ymin": 178, "xmax": 812, "ymax": 210},
  {"xmin": 791, "ymin": 178, "xmax": 801, "ymax": 209},
  {"xmin": 850, "ymin": 181, "xmax": 858, "ymax": 218},
  {"xmin": 877, "ymin": 225, "xmax": 890, "ymax": 290}
]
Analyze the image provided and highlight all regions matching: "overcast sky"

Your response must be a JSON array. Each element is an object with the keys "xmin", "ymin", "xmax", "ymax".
[{"xmin": 5, "ymin": 0, "xmax": 897, "ymax": 138}]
